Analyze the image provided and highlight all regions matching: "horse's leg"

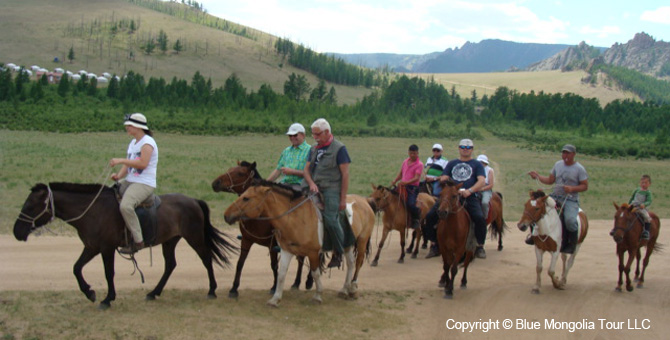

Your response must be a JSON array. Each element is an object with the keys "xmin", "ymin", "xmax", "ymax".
[
  {"xmin": 406, "ymin": 229, "xmax": 416, "ymax": 253},
  {"xmin": 624, "ymin": 249, "xmax": 636, "ymax": 292},
  {"xmin": 73, "ymin": 247, "xmax": 100, "ymax": 304},
  {"xmin": 532, "ymin": 248, "xmax": 543, "ymax": 294},
  {"xmin": 633, "ymin": 247, "xmax": 642, "ymax": 282},
  {"xmin": 559, "ymin": 245, "xmax": 580, "ymax": 288},
  {"xmin": 398, "ymin": 227, "xmax": 406, "ymax": 264},
  {"xmin": 291, "ymin": 255, "xmax": 303, "ymax": 290},
  {"xmin": 147, "ymin": 237, "xmax": 180, "ymax": 300},
  {"xmin": 460, "ymin": 251, "xmax": 473, "ymax": 289},
  {"xmin": 616, "ymin": 250, "xmax": 625, "ymax": 292},
  {"xmin": 267, "ymin": 249, "xmax": 293, "ymax": 307},
  {"xmin": 448, "ymin": 260, "xmax": 459, "ymax": 297},
  {"xmin": 637, "ymin": 243, "xmax": 655, "ymax": 288},
  {"xmin": 309, "ymin": 252, "xmax": 323, "ymax": 304},
  {"xmin": 350, "ymin": 240, "xmax": 367, "ymax": 299},
  {"xmin": 371, "ymin": 226, "xmax": 390, "ymax": 266},
  {"xmin": 229, "ymin": 238, "xmax": 252, "ymax": 298},
  {"xmin": 411, "ymin": 227, "xmax": 422, "ymax": 258},
  {"xmin": 338, "ymin": 248, "xmax": 356, "ymax": 299},
  {"xmin": 269, "ymin": 248, "xmax": 279, "ymax": 293},
  {"xmin": 548, "ymin": 251, "xmax": 562, "ymax": 290},
  {"xmin": 99, "ymin": 249, "xmax": 117, "ymax": 310}
]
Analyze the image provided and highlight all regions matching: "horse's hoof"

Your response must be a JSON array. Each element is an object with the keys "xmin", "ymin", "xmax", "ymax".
[
  {"xmin": 207, "ymin": 293, "xmax": 217, "ymax": 300},
  {"xmin": 531, "ymin": 288, "xmax": 540, "ymax": 294},
  {"xmin": 405, "ymin": 248, "xmax": 413, "ymax": 253},
  {"xmin": 370, "ymin": 261, "xmax": 378, "ymax": 267},
  {"xmin": 397, "ymin": 258, "xmax": 404, "ymax": 264},
  {"xmin": 228, "ymin": 291, "xmax": 239, "ymax": 299},
  {"xmin": 438, "ymin": 281, "xmax": 446, "ymax": 288},
  {"xmin": 626, "ymin": 286, "xmax": 634, "ymax": 292},
  {"xmin": 636, "ymin": 283, "xmax": 644, "ymax": 288},
  {"xmin": 348, "ymin": 291, "xmax": 359, "ymax": 300},
  {"xmin": 411, "ymin": 253, "xmax": 417, "ymax": 259},
  {"xmin": 145, "ymin": 294, "xmax": 156, "ymax": 301},
  {"xmin": 87, "ymin": 290, "xmax": 96, "ymax": 303},
  {"xmin": 305, "ymin": 281, "xmax": 313, "ymax": 290},
  {"xmin": 615, "ymin": 287, "xmax": 622, "ymax": 292},
  {"xmin": 497, "ymin": 246, "xmax": 503, "ymax": 251},
  {"xmin": 312, "ymin": 296, "xmax": 322, "ymax": 304},
  {"xmin": 291, "ymin": 284, "xmax": 299, "ymax": 290},
  {"xmin": 460, "ymin": 284, "xmax": 467, "ymax": 289},
  {"xmin": 266, "ymin": 299, "xmax": 280, "ymax": 308},
  {"xmin": 443, "ymin": 294, "xmax": 453, "ymax": 300},
  {"xmin": 98, "ymin": 302, "xmax": 111, "ymax": 310},
  {"xmin": 338, "ymin": 291, "xmax": 348, "ymax": 299}
]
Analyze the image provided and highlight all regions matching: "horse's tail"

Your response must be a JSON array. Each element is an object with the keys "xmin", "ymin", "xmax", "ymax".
[
  {"xmin": 652, "ymin": 242, "xmax": 664, "ymax": 254},
  {"xmin": 198, "ymin": 199, "xmax": 238, "ymax": 268},
  {"xmin": 488, "ymin": 191, "xmax": 509, "ymax": 240}
]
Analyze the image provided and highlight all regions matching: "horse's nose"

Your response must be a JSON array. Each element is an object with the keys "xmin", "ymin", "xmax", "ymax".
[
  {"xmin": 438, "ymin": 210, "xmax": 448, "ymax": 219},
  {"xmin": 224, "ymin": 214, "xmax": 237, "ymax": 225},
  {"xmin": 212, "ymin": 179, "xmax": 220, "ymax": 192},
  {"xmin": 517, "ymin": 222, "xmax": 528, "ymax": 231}
]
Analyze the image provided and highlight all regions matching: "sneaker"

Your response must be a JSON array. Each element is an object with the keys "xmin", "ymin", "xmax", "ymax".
[
  {"xmin": 475, "ymin": 247, "xmax": 486, "ymax": 259},
  {"xmin": 119, "ymin": 241, "xmax": 145, "ymax": 255},
  {"xmin": 327, "ymin": 252, "xmax": 342, "ymax": 268},
  {"xmin": 641, "ymin": 230, "xmax": 650, "ymax": 240},
  {"xmin": 425, "ymin": 246, "xmax": 440, "ymax": 259}
]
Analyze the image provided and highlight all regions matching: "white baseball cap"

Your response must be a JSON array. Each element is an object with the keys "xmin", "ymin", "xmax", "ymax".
[
  {"xmin": 432, "ymin": 143, "xmax": 443, "ymax": 151},
  {"xmin": 477, "ymin": 154, "xmax": 489, "ymax": 164},
  {"xmin": 286, "ymin": 123, "xmax": 305, "ymax": 135},
  {"xmin": 459, "ymin": 139, "xmax": 474, "ymax": 147}
]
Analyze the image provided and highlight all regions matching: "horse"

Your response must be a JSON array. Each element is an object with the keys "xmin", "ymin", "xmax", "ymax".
[
  {"xmin": 611, "ymin": 203, "xmax": 662, "ymax": 292},
  {"xmin": 223, "ymin": 181, "xmax": 375, "ymax": 307},
  {"xmin": 485, "ymin": 192, "xmax": 508, "ymax": 251},
  {"xmin": 435, "ymin": 180, "xmax": 474, "ymax": 299},
  {"xmin": 13, "ymin": 182, "xmax": 237, "ymax": 309},
  {"xmin": 368, "ymin": 185, "xmax": 435, "ymax": 265},
  {"xmin": 211, "ymin": 161, "xmax": 312, "ymax": 298},
  {"xmin": 517, "ymin": 190, "xmax": 588, "ymax": 294}
]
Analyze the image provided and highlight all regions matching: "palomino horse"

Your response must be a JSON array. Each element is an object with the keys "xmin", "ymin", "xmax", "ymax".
[
  {"xmin": 211, "ymin": 161, "xmax": 312, "ymax": 298},
  {"xmin": 368, "ymin": 185, "xmax": 435, "ymax": 265},
  {"xmin": 435, "ymin": 180, "xmax": 474, "ymax": 299},
  {"xmin": 13, "ymin": 183, "xmax": 237, "ymax": 309},
  {"xmin": 486, "ymin": 192, "xmax": 508, "ymax": 251},
  {"xmin": 224, "ymin": 181, "xmax": 375, "ymax": 307},
  {"xmin": 517, "ymin": 190, "xmax": 588, "ymax": 294},
  {"xmin": 611, "ymin": 203, "xmax": 662, "ymax": 292}
]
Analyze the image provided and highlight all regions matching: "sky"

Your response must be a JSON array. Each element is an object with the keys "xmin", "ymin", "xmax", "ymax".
[{"xmin": 193, "ymin": 0, "xmax": 670, "ymax": 54}]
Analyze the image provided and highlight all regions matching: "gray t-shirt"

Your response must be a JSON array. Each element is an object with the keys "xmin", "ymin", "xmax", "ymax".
[{"xmin": 551, "ymin": 160, "xmax": 588, "ymax": 201}]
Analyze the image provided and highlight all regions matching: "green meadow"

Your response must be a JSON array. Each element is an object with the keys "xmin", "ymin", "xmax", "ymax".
[{"xmin": 1, "ymin": 129, "xmax": 668, "ymax": 235}]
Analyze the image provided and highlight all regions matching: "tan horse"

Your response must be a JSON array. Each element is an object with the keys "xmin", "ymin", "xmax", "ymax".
[
  {"xmin": 517, "ymin": 190, "xmax": 588, "ymax": 294},
  {"xmin": 368, "ymin": 185, "xmax": 436, "ymax": 265},
  {"xmin": 611, "ymin": 203, "xmax": 662, "ymax": 292},
  {"xmin": 224, "ymin": 181, "xmax": 375, "ymax": 307}
]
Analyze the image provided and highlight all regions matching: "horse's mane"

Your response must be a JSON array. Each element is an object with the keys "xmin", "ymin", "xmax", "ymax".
[
  {"xmin": 252, "ymin": 179, "xmax": 303, "ymax": 200},
  {"xmin": 47, "ymin": 182, "xmax": 115, "ymax": 195},
  {"xmin": 530, "ymin": 190, "xmax": 546, "ymax": 200},
  {"xmin": 239, "ymin": 161, "xmax": 263, "ymax": 179},
  {"xmin": 441, "ymin": 178, "xmax": 459, "ymax": 187},
  {"xmin": 376, "ymin": 185, "xmax": 399, "ymax": 196}
]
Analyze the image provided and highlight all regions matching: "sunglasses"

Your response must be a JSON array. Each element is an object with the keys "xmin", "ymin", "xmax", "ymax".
[
  {"xmin": 432, "ymin": 149, "xmax": 441, "ymax": 152},
  {"xmin": 459, "ymin": 146, "xmax": 473, "ymax": 150},
  {"xmin": 288, "ymin": 134, "xmax": 298, "ymax": 137}
]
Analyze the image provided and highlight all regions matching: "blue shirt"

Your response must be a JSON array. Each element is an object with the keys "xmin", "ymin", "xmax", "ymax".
[{"xmin": 442, "ymin": 158, "xmax": 485, "ymax": 190}]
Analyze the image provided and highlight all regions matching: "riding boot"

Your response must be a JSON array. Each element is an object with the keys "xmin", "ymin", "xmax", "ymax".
[
  {"xmin": 641, "ymin": 222, "xmax": 651, "ymax": 240},
  {"xmin": 119, "ymin": 241, "xmax": 145, "ymax": 255},
  {"xmin": 327, "ymin": 251, "xmax": 342, "ymax": 268},
  {"xmin": 561, "ymin": 230, "xmax": 578, "ymax": 254}
]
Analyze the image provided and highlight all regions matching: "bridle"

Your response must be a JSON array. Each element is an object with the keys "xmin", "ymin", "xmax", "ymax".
[
  {"xmin": 221, "ymin": 169, "xmax": 256, "ymax": 194},
  {"xmin": 17, "ymin": 185, "xmax": 56, "ymax": 231},
  {"xmin": 611, "ymin": 210, "xmax": 639, "ymax": 235},
  {"xmin": 230, "ymin": 186, "xmax": 317, "ymax": 222}
]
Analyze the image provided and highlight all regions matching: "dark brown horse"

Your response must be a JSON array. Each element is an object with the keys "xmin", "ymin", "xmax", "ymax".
[
  {"xmin": 611, "ymin": 203, "xmax": 662, "ymax": 292},
  {"xmin": 211, "ymin": 161, "xmax": 312, "ymax": 298},
  {"xmin": 436, "ymin": 180, "xmax": 474, "ymax": 299},
  {"xmin": 13, "ymin": 183, "xmax": 237, "ymax": 309},
  {"xmin": 485, "ymin": 192, "xmax": 508, "ymax": 251}
]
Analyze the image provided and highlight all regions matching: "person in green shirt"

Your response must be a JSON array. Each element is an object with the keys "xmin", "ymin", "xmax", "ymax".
[
  {"xmin": 267, "ymin": 123, "xmax": 311, "ymax": 190},
  {"xmin": 612, "ymin": 174, "xmax": 653, "ymax": 240}
]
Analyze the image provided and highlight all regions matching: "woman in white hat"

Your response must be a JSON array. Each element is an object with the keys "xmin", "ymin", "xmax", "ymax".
[
  {"xmin": 477, "ymin": 154, "xmax": 494, "ymax": 220},
  {"xmin": 109, "ymin": 113, "xmax": 159, "ymax": 254}
]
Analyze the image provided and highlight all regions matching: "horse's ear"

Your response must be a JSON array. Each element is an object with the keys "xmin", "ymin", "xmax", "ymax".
[
  {"xmin": 371, "ymin": 183, "xmax": 376, "ymax": 190},
  {"xmin": 528, "ymin": 190, "xmax": 534, "ymax": 198},
  {"xmin": 613, "ymin": 202, "xmax": 619, "ymax": 210},
  {"xmin": 455, "ymin": 182, "xmax": 463, "ymax": 190},
  {"xmin": 236, "ymin": 160, "xmax": 241, "ymax": 165},
  {"xmin": 250, "ymin": 162, "xmax": 257, "ymax": 170}
]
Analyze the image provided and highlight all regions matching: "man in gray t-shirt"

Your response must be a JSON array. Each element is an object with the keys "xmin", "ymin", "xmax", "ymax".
[{"xmin": 527, "ymin": 144, "xmax": 589, "ymax": 254}]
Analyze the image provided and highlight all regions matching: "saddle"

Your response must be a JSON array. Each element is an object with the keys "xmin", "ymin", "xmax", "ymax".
[{"xmin": 113, "ymin": 184, "xmax": 161, "ymax": 246}]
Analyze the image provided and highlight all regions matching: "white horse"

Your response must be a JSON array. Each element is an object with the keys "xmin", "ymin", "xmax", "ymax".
[{"xmin": 517, "ymin": 191, "xmax": 588, "ymax": 294}]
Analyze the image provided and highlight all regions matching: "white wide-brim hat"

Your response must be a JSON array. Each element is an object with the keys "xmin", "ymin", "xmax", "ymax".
[{"xmin": 124, "ymin": 113, "xmax": 149, "ymax": 130}]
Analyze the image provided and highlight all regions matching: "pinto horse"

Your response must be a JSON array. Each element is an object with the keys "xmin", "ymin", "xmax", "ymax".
[
  {"xmin": 436, "ymin": 180, "xmax": 474, "ymax": 299},
  {"xmin": 485, "ymin": 192, "xmax": 508, "ymax": 251},
  {"xmin": 517, "ymin": 190, "xmax": 588, "ymax": 294},
  {"xmin": 13, "ymin": 183, "xmax": 237, "ymax": 309},
  {"xmin": 211, "ymin": 161, "xmax": 312, "ymax": 298},
  {"xmin": 368, "ymin": 185, "xmax": 436, "ymax": 265},
  {"xmin": 611, "ymin": 203, "xmax": 662, "ymax": 292},
  {"xmin": 224, "ymin": 181, "xmax": 375, "ymax": 307}
]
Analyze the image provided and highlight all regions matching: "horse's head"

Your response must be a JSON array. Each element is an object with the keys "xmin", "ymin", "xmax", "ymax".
[
  {"xmin": 611, "ymin": 202, "xmax": 638, "ymax": 244},
  {"xmin": 14, "ymin": 183, "xmax": 53, "ymax": 241},
  {"xmin": 517, "ymin": 190, "xmax": 550, "ymax": 232},
  {"xmin": 368, "ymin": 184, "xmax": 395, "ymax": 211},
  {"xmin": 223, "ymin": 184, "xmax": 271, "ymax": 224},
  {"xmin": 212, "ymin": 161, "xmax": 260, "ymax": 195},
  {"xmin": 437, "ymin": 180, "xmax": 463, "ymax": 219}
]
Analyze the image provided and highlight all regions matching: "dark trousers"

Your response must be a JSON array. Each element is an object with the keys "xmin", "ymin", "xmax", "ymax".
[
  {"xmin": 422, "ymin": 194, "xmax": 487, "ymax": 246},
  {"xmin": 405, "ymin": 185, "xmax": 420, "ymax": 220}
]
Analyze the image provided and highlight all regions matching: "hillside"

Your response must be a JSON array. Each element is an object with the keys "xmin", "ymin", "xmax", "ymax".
[{"xmin": 0, "ymin": 0, "xmax": 371, "ymax": 104}]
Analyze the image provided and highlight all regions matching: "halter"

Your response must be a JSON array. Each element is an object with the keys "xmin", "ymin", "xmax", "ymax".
[
  {"xmin": 222, "ymin": 169, "xmax": 256, "ymax": 193},
  {"xmin": 611, "ymin": 211, "xmax": 639, "ymax": 235},
  {"xmin": 17, "ymin": 185, "xmax": 56, "ymax": 231}
]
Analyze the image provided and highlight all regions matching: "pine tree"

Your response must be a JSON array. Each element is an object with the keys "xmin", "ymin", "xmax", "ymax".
[
  {"xmin": 158, "ymin": 30, "xmax": 169, "ymax": 54},
  {"xmin": 67, "ymin": 46, "xmax": 75, "ymax": 63}
]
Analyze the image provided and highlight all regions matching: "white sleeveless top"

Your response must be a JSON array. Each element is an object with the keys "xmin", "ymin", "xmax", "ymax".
[
  {"xmin": 125, "ymin": 135, "xmax": 158, "ymax": 188},
  {"xmin": 484, "ymin": 165, "xmax": 493, "ymax": 186}
]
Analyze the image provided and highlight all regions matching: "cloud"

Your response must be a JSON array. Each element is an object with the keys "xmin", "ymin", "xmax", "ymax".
[{"xmin": 640, "ymin": 6, "xmax": 670, "ymax": 24}]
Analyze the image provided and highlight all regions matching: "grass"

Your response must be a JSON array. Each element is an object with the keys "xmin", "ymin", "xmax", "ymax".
[{"xmin": 2, "ymin": 129, "xmax": 669, "ymax": 236}]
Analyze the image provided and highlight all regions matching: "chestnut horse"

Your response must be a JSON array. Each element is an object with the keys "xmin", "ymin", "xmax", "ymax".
[
  {"xmin": 13, "ymin": 183, "xmax": 237, "ymax": 309},
  {"xmin": 368, "ymin": 185, "xmax": 436, "ymax": 265},
  {"xmin": 224, "ymin": 181, "xmax": 375, "ymax": 307},
  {"xmin": 211, "ymin": 161, "xmax": 312, "ymax": 298},
  {"xmin": 485, "ymin": 192, "xmax": 508, "ymax": 251},
  {"xmin": 611, "ymin": 203, "xmax": 662, "ymax": 292},
  {"xmin": 517, "ymin": 190, "xmax": 588, "ymax": 294},
  {"xmin": 436, "ymin": 180, "xmax": 475, "ymax": 299}
]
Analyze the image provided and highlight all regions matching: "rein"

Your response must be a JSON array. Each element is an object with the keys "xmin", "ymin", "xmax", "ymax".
[{"xmin": 611, "ymin": 213, "xmax": 639, "ymax": 235}]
